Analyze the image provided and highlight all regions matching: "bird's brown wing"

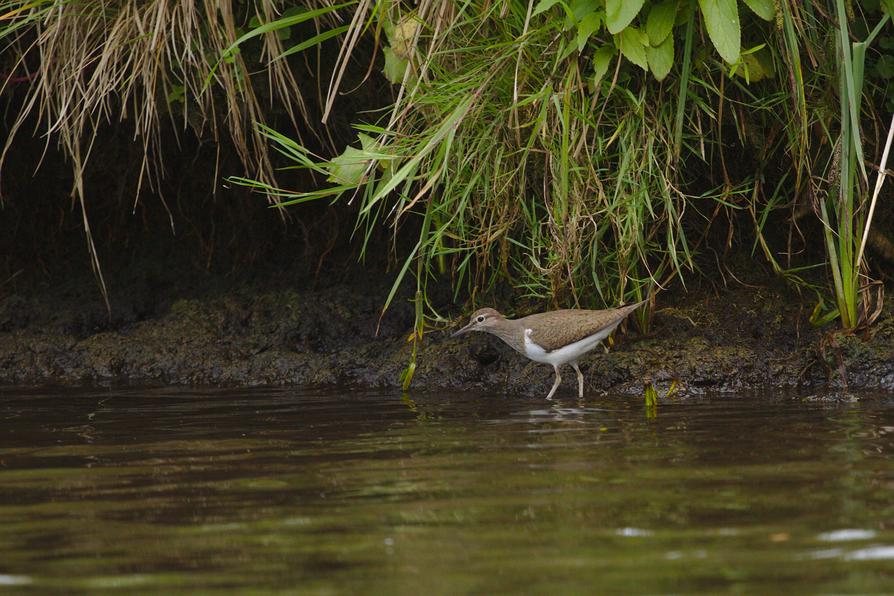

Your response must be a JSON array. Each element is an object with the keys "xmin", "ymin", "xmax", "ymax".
[{"xmin": 521, "ymin": 303, "xmax": 642, "ymax": 352}]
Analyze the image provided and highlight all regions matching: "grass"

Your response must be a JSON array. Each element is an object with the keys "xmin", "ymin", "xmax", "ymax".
[
  {"xmin": 770, "ymin": 0, "xmax": 892, "ymax": 330},
  {"xmin": 3, "ymin": 1, "xmax": 894, "ymax": 385},
  {"xmin": 236, "ymin": 1, "xmax": 894, "ymax": 386},
  {"xmin": 0, "ymin": 0, "xmax": 346, "ymax": 307},
  {"xmin": 241, "ymin": 1, "xmax": 709, "ymax": 309},
  {"xmin": 819, "ymin": 0, "xmax": 890, "ymax": 329}
]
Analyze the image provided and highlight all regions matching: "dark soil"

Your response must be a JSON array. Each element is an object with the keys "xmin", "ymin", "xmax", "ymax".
[{"xmin": 2, "ymin": 253, "xmax": 893, "ymax": 397}]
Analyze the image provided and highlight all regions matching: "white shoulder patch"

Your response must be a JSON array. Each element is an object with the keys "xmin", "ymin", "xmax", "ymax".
[{"xmin": 523, "ymin": 328, "xmax": 548, "ymax": 360}]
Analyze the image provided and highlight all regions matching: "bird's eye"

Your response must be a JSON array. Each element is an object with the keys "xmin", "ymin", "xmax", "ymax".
[{"xmin": 476, "ymin": 315, "xmax": 485, "ymax": 323}]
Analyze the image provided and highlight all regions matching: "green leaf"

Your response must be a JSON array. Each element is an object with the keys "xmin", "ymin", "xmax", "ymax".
[
  {"xmin": 365, "ymin": 94, "xmax": 476, "ymax": 212},
  {"xmin": 876, "ymin": 54, "xmax": 894, "ymax": 79},
  {"xmin": 647, "ymin": 33, "xmax": 674, "ymax": 80},
  {"xmin": 742, "ymin": 0, "xmax": 775, "ymax": 20},
  {"xmin": 675, "ymin": 1, "xmax": 693, "ymax": 26},
  {"xmin": 327, "ymin": 146, "xmax": 369, "ymax": 185},
  {"xmin": 606, "ymin": 0, "xmax": 645, "ymax": 34},
  {"xmin": 278, "ymin": 25, "xmax": 349, "ymax": 60},
  {"xmin": 205, "ymin": 1, "xmax": 351, "ymax": 90},
  {"xmin": 357, "ymin": 133, "xmax": 381, "ymax": 155},
  {"xmin": 646, "ymin": 0, "xmax": 677, "ymax": 46},
  {"xmin": 617, "ymin": 27, "xmax": 648, "ymax": 70},
  {"xmin": 390, "ymin": 15, "xmax": 420, "ymax": 59},
  {"xmin": 220, "ymin": 3, "xmax": 351, "ymax": 60},
  {"xmin": 166, "ymin": 84, "xmax": 185, "ymax": 105},
  {"xmin": 644, "ymin": 383, "xmax": 658, "ymax": 407},
  {"xmin": 570, "ymin": 0, "xmax": 600, "ymax": 21},
  {"xmin": 697, "ymin": 0, "xmax": 740, "ymax": 63},
  {"xmin": 737, "ymin": 47, "xmax": 775, "ymax": 82},
  {"xmin": 882, "ymin": 0, "xmax": 894, "ymax": 15},
  {"xmin": 592, "ymin": 45, "xmax": 616, "ymax": 86},
  {"xmin": 383, "ymin": 46, "xmax": 408, "ymax": 84},
  {"xmin": 576, "ymin": 12, "xmax": 602, "ymax": 51},
  {"xmin": 558, "ymin": 38, "xmax": 579, "ymax": 61},
  {"xmin": 533, "ymin": 0, "xmax": 560, "ymax": 15},
  {"xmin": 533, "ymin": 0, "xmax": 572, "ymax": 18}
]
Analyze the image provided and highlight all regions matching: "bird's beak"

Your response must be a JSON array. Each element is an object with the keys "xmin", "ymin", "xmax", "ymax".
[{"xmin": 452, "ymin": 321, "xmax": 475, "ymax": 337}]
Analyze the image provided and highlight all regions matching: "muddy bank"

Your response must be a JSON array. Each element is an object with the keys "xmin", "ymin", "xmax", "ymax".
[{"xmin": 2, "ymin": 263, "xmax": 893, "ymax": 397}]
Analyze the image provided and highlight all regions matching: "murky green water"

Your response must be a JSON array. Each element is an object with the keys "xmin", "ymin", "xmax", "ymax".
[{"xmin": 1, "ymin": 387, "xmax": 892, "ymax": 593}]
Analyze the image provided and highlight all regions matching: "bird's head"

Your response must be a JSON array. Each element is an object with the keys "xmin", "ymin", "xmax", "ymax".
[{"xmin": 452, "ymin": 307, "xmax": 504, "ymax": 337}]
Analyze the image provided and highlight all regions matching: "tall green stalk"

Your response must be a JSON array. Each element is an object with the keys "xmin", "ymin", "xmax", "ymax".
[{"xmin": 817, "ymin": 1, "xmax": 890, "ymax": 329}]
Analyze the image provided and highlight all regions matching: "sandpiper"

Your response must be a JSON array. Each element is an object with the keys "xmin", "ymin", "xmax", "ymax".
[{"xmin": 453, "ymin": 301, "xmax": 646, "ymax": 398}]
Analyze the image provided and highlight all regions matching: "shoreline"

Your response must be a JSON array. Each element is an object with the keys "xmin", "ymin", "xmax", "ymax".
[{"xmin": 2, "ymin": 272, "xmax": 892, "ymax": 396}]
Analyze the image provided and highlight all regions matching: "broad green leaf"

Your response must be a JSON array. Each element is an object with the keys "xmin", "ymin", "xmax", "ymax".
[
  {"xmin": 533, "ymin": 0, "xmax": 570, "ymax": 17},
  {"xmin": 357, "ymin": 133, "xmax": 380, "ymax": 154},
  {"xmin": 390, "ymin": 15, "xmax": 420, "ymax": 59},
  {"xmin": 592, "ymin": 45, "xmax": 616, "ymax": 86},
  {"xmin": 647, "ymin": 33, "xmax": 674, "ymax": 80},
  {"xmin": 738, "ymin": 50, "xmax": 774, "ymax": 81},
  {"xmin": 327, "ymin": 146, "xmax": 369, "ymax": 185},
  {"xmin": 576, "ymin": 12, "xmax": 602, "ymax": 51},
  {"xmin": 883, "ymin": 0, "xmax": 894, "ymax": 15},
  {"xmin": 742, "ymin": 0, "xmax": 775, "ymax": 20},
  {"xmin": 617, "ymin": 27, "xmax": 648, "ymax": 70},
  {"xmin": 558, "ymin": 37, "xmax": 579, "ymax": 61},
  {"xmin": 532, "ymin": 0, "xmax": 559, "ymax": 14},
  {"xmin": 570, "ymin": 0, "xmax": 600, "ymax": 21},
  {"xmin": 877, "ymin": 55, "xmax": 894, "ymax": 79},
  {"xmin": 646, "ymin": 0, "xmax": 677, "ymax": 46},
  {"xmin": 697, "ymin": 0, "xmax": 740, "ymax": 63},
  {"xmin": 166, "ymin": 85, "xmax": 185, "ymax": 105},
  {"xmin": 606, "ymin": 0, "xmax": 645, "ymax": 34},
  {"xmin": 383, "ymin": 46, "xmax": 408, "ymax": 83}
]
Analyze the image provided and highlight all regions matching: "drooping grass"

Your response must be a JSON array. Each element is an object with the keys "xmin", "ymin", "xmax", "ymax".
[
  {"xmin": 229, "ymin": 1, "xmax": 894, "ymax": 387},
  {"xmin": 232, "ymin": 0, "xmax": 782, "ymax": 384},
  {"xmin": 0, "ymin": 0, "xmax": 347, "ymax": 306},
  {"xmin": 243, "ymin": 1, "xmax": 714, "ymax": 310}
]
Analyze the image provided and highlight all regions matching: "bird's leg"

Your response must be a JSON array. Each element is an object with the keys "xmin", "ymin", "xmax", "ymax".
[
  {"xmin": 546, "ymin": 364, "xmax": 562, "ymax": 399},
  {"xmin": 571, "ymin": 361, "xmax": 584, "ymax": 398}
]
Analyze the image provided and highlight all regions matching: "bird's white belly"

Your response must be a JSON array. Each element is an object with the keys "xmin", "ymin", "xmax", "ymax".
[{"xmin": 522, "ymin": 325, "xmax": 618, "ymax": 366}]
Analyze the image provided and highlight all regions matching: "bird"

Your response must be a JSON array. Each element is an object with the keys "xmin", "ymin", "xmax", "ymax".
[{"xmin": 452, "ymin": 301, "xmax": 647, "ymax": 398}]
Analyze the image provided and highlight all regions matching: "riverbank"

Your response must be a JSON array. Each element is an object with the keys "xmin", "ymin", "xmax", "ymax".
[{"xmin": 2, "ymin": 260, "xmax": 892, "ymax": 396}]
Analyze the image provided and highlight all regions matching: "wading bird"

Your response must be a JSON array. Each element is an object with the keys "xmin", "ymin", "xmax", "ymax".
[{"xmin": 453, "ymin": 301, "xmax": 646, "ymax": 398}]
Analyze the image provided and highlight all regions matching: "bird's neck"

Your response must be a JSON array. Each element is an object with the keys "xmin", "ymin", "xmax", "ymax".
[{"xmin": 488, "ymin": 318, "xmax": 526, "ymax": 353}]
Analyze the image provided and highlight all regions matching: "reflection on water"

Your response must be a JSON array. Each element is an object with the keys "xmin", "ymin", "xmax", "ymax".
[{"xmin": 1, "ymin": 386, "xmax": 892, "ymax": 592}]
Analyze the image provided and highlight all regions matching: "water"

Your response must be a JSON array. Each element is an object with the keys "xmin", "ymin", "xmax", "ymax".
[{"xmin": 1, "ymin": 387, "xmax": 892, "ymax": 593}]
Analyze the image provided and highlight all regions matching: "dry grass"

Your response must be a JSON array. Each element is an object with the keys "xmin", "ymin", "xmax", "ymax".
[{"xmin": 1, "ymin": 0, "xmax": 344, "ymax": 306}]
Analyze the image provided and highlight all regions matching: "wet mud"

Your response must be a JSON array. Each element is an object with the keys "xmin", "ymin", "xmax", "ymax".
[{"xmin": 2, "ymin": 264, "xmax": 892, "ymax": 397}]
